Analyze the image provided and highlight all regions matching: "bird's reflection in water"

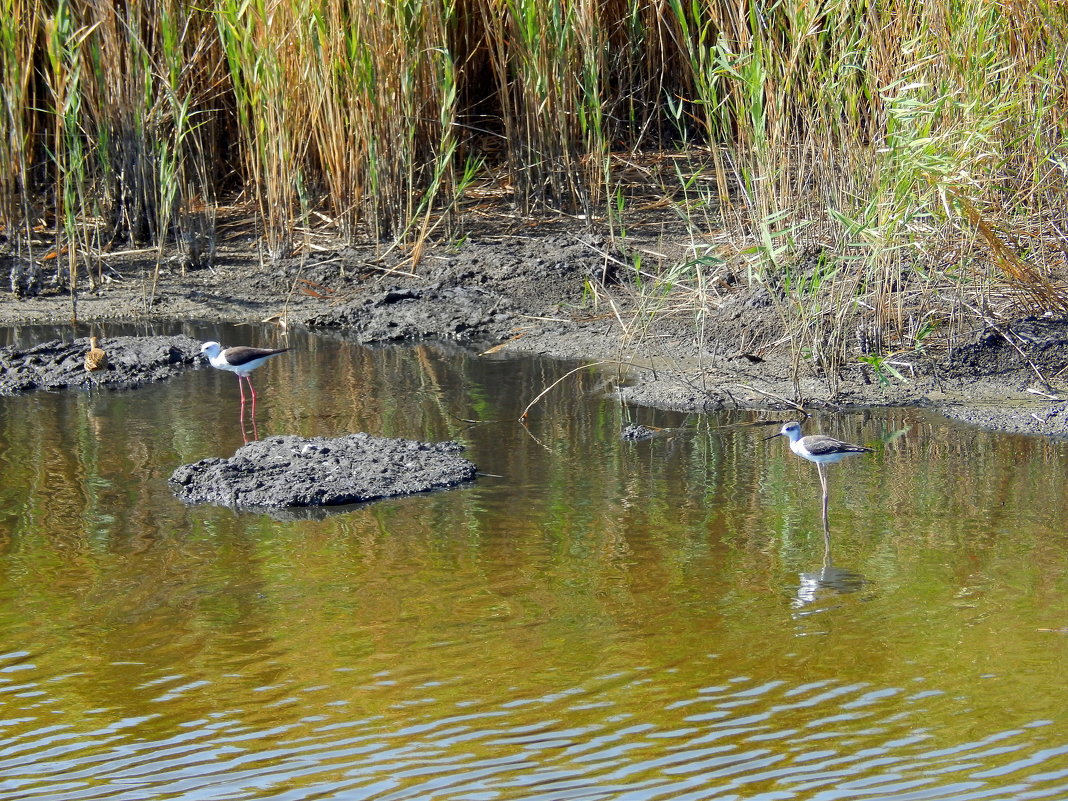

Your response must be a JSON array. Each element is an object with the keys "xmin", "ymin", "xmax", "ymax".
[{"xmin": 792, "ymin": 529, "xmax": 867, "ymax": 609}]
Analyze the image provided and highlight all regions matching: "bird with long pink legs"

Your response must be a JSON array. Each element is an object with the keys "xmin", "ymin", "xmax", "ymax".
[{"xmin": 200, "ymin": 341, "xmax": 288, "ymax": 440}]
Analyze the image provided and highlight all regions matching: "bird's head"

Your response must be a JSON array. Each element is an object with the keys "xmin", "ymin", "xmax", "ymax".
[
  {"xmin": 763, "ymin": 421, "xmax": 803, "ymax": 441},
  {"xmin": 200, "ymin": 341, "xmax": 222, "ymax": 359}
]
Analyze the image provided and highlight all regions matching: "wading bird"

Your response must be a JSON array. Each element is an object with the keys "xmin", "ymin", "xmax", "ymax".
[
  {"xmin": 765, "ymin": 420, "xmax": 872, "ymax": 528},
  {"xmin": 200, "ymin": 340, "xmax": 288, "ymax": 405},
  {"xmin": 84, "ymin": 337, "xmax": 108, "ymax": 375}
]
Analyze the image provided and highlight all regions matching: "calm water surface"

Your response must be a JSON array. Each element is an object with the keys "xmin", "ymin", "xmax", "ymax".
[{"xmin": 1, "ymin": 322, "xmax": 1067, "ymax": 800}]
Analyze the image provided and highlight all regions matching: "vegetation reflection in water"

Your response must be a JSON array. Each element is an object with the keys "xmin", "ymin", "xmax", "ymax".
[{"xmin": 0, "ymin": 324, "xmax": 1067, "ymax": 800}]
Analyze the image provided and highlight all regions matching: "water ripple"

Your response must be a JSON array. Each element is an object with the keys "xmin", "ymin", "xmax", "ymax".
[{"xmin": 5, "ymin": 665, "xmax": 1065, "ymax": 800}]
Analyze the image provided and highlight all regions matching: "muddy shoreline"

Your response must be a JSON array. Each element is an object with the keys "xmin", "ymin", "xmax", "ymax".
[{"xmin": 3, "ymin": 228, "xmax": 1068, "ymax": 438}]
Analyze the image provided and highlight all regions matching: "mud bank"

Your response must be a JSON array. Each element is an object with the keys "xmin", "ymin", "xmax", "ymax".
[
  {"xmin": 169, "ymin": 434, "xmax": 478, "ymax": 508},
  {"xmin": 2, "ymin": 228, "xmax": 1068, "ymax": 437},
  {"xmin": 306, "ymin": 284, "xmax": 517, "ymax": 343},
  {"xmin": 0, "ymin": 335, "xmax": 202, "ymax": 394}
]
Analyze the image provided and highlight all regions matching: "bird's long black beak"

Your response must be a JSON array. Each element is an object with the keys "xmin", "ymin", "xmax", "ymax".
[{"xmin": 762, "ymin": 431, "xmax": 782, "ymax": 441}]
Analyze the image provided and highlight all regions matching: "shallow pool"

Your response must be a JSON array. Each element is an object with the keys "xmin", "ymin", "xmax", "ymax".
[{"xmin": 0, "ymin": 323, "xmax": 1066, "ymax": 800}]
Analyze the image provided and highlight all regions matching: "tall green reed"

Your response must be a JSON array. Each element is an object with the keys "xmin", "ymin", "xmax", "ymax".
[
  {"xmin": 216, "ymin": 0, "xmax": 307, "ymax": 262},
  {"xmin": 478, "ymin": 0, "xmax": 609, "ymax": 216},
  {"xmin": 663, "ymin": 0, "xmax": 1068, "ymax": 389},
  {"xmin": 42, "ymin": 0, "xmax": 92, "ymax": 318},
  {"xmin": 0, "ymin": 0, "xmax": 39, "ymax": 262},
  {"xmin": 1, "ymin": 0, "xmax": 1067, "ymax": 376}
]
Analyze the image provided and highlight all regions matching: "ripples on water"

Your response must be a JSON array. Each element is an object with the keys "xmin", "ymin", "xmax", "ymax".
[{"xmin": 1, "ymin": 323, "xmax": 1067, "ymax": 800}]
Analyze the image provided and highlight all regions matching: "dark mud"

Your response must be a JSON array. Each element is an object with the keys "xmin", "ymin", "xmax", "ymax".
[
  {"xmin": 304, "ymin": 233, "xmax": 618, "ymax": 343},
  {"xmin": 0, "ymin": 335, "xmax": 202, "ymax": 395},
  {"xmin": 2, "ymin": 225, "xmax": 1068, "ymax": 438},
  {"xmin": 306, "ymin": 284, "xmax": 517, "ymax": 343},
  {"xmin": 169, "ymin": 434, "xmax": 477, "ymax": 508}
]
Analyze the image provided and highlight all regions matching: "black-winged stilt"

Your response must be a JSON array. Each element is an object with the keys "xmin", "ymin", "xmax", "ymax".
[
  {"xmin": 765, "ymin": 420, "xmax": 872, "ymax": 528},
  {"xmin": 200, "ymin": 341, "xmax": 288, "ymax": 405}
]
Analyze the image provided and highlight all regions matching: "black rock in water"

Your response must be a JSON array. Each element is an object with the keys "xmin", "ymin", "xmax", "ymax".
[
  {"xmin": 620, "ymin": 424, "xmax": 657, "ymax": 441},
  {"xmin": 169, "ymin": 433, "xmax": 478, "ymax": 508},
  {"xmin": 0, "ymin": 335, "xmax": 202, "ymax": 394}
]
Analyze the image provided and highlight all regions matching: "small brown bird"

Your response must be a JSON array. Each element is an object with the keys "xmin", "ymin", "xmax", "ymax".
[{"xmin": 84, "ymin": 337, "xmax": 108, "ymax": 374}]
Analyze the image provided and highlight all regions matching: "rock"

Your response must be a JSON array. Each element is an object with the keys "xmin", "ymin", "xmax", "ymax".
[
  {"xmin": 621, "ymin": 424, "xmax": 657, "ymax": 441},
  {"xmin": 169, "ymin": 433, "xmax": 478, "ymax": 508},
  {"xmin": 0, "ymin": 335, "xmax": 202, "ymax": 394}
]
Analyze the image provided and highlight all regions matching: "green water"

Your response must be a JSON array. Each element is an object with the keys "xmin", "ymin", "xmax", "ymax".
[{"xmin": 0, "ymin": 323, "xmax": 1067, "ymax": 800}]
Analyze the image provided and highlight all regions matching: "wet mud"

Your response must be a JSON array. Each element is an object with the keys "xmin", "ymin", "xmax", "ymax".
[
  {"xmin": 0, "ymin": 335, "xmax": 202, "ymax": 395},
  {"xmin": 306, "ymin": 284, "xmax": 517, "ymax": 343},
  {"xmin": 169, "ymin": 434, "xmax": 477, "ymax": 508}
]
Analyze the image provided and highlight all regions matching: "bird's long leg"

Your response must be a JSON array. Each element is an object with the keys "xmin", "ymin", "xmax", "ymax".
[
  {"xmin": 239, "ymin": 388, "xmax": 249, "ymax": 443},
  {"xmin": 818, "ymin": 462, "xmax": 830, "ymax": 533},
  {"xmin": 246, "ymin": 377, "xmax": 256, "ymax": 426},
  {"xmin": 236, "ymin": 374, "xmax": 253, "ymax": 442},
  {"xmin": 247, "ymin": 376, "xmax": 259, "ymax": 440}
]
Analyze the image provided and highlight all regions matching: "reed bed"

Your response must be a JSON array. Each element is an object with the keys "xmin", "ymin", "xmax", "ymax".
[{"xmin": 2, "ymin": 1, "xmax": 1067, "ymax": 371}]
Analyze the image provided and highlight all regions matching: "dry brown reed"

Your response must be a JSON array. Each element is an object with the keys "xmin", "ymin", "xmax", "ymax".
[{"xmin": 2, "ymin": 1, "xmax": 1068, "ymax": 372}]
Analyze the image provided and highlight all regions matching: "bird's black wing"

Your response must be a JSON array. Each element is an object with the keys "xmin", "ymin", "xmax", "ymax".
[{"xmin": 222, "ymin": 346, "xmax": 288, "ymax": 366}]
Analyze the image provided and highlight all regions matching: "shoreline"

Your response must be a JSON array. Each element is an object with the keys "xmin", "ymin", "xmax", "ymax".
[{"xmin": 2, "ymin": 229, "xmax": 1067, "ymax": 439}]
